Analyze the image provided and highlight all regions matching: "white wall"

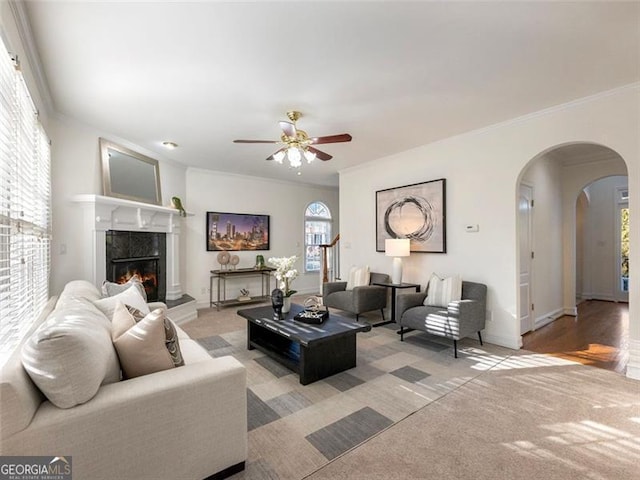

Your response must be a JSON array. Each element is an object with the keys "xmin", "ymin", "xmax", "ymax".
[
  {"xmin": 580, "ymin": 176, "xmax": 628, "ymax": 301},
  {"xmin": 338, "ymin": 85, "xmax": 640, "ymax": 369},
  {"xmin": 521, "ymin": 155, "xmax": 564, "ymax": 327},
  {"xmin": 185, "ymin": 168, "xmax": 339, "ymax": 307}
]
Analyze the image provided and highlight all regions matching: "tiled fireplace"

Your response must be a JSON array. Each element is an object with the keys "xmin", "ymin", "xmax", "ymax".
[
  {"xmin": 105, "ymin": 230, "xmax": 166, "ymax": 301},
  {"xmin": 72, "ymin": 194, "xmax": 183, "ymax": 301}
]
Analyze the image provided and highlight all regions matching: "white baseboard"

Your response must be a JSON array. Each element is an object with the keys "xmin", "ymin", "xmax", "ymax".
[
  {"xmin": 534, "ymin": 308, "xmax": 565, "ymax": 329},
  {"xmin": 482, "ymin": 331, "xmax": 522, "ymax": 350},
  {"xmin": 579, "ymin": 293, "xmax": 616, "ymax": 302}
]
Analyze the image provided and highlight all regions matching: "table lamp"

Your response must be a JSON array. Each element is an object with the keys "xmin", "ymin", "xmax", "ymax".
[{"xmin": 385, "ymin": 238, "xmax": 410, "ymax": 285}]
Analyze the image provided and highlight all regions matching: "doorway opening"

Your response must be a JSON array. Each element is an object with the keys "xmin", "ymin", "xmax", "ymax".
[{"xmin": 517, "ymin": 142, "xmax": 629, "ymax": 374}]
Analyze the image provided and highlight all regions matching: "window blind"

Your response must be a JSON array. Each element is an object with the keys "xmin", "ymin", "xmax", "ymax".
[{"xmin": 0, "ymin": 37, "xmax": 51, "ymax": 359}]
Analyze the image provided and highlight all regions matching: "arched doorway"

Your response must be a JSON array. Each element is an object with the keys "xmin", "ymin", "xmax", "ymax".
[{"xmin": 516, "ymin": 142, "xmax": 629, "ymax": 373}]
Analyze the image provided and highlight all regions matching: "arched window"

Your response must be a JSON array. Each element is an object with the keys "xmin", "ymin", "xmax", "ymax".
[{"xmin": 304, "ymin": 202, "xmax": 332, "ymax": 273}]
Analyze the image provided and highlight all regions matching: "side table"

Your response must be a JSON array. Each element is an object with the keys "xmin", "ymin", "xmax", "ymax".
[{"xmin": 372, "ymin": 282, "xmax": 421, "ymax": 323}]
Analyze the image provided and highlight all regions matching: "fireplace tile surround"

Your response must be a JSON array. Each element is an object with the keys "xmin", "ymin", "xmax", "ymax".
[
  {"xmin": 106, "ymin": 230, "xmax": 166, "ymax": 301},
  {"xmin": 73, "ymin": 194, "xmax": 196, "ymax": 323}
]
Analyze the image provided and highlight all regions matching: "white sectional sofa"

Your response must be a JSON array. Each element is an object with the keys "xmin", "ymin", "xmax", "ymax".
[{"xmin": 0, "ymin": 280, "xmax": 247, "ymax": 480}]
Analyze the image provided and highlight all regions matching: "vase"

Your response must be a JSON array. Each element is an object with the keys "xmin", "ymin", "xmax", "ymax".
[{"xmin": 282, "ymin": 296, "xmax": 292, "ymax": 314}]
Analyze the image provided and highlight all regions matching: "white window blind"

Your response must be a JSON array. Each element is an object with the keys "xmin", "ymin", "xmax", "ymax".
[{"xmin": 0, "ymin": 37, "xmax": 51, "ymax": 358}]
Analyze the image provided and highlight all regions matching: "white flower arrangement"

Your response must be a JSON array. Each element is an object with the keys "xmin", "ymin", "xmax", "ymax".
[{"xmin": 268, "ymin": 255, "xmax": 298, "ymax": 297}]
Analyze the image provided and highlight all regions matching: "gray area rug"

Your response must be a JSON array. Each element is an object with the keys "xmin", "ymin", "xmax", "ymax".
[{"xmin": 182, "ymin": 303, "xmax": 640, "ymax": 480}]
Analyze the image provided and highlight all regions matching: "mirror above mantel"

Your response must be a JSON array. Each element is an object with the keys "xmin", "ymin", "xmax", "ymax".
[{"xmin": 100, "ymin": 138, "xmax": 162, "ymax": 205}]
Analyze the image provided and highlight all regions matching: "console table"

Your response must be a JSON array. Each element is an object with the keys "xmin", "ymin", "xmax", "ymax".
[
  {"xmin": 209, "ymin": 267, "xmax": 275, "ymax": 310},
  {"xmin": 372, "ymin": 281, "xmax": 421, "ymax": 323}
]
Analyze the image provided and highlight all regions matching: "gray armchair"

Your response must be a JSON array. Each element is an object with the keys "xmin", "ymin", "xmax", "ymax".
[
  {"xmin": 396, "ymin": 281, "xmax": 487, "ymax": 357},
  {"xmin": 323, "ymin": 272, "xmax": 390, "ymax": 322}
]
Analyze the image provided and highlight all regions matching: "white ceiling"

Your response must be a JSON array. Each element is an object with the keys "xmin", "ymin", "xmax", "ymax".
[{"xmin": 23, "ymin": 1, "xmax": 640, "ymax": 187}]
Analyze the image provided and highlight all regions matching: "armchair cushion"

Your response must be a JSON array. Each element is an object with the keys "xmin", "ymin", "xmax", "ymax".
[
  {"xmin": 346, "ymin": 265, "xmax": 370, "ymax": 290},
  {"xmin": 424, "ymin": 273, "xmax": 462, "ymax": 307}
]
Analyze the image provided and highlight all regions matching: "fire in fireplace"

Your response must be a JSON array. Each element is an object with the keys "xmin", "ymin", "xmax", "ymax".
[
  {"xmin": 112, "ymin": 256, "xmax": 160, "ymax": 300},
  {"xmin": 106, "ymin": 231, "xmax": 166, "ymax": 301}
]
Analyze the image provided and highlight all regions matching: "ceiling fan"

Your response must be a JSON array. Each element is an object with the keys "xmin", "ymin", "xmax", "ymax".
[{"xmin": 233, "ymin": 111, "xmax": 352, "ymax": 166}]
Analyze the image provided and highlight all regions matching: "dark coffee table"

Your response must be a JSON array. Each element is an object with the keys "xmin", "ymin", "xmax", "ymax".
[{"xmin": 237, "ymin": 304, "xmax": 371, "ymax": 385}]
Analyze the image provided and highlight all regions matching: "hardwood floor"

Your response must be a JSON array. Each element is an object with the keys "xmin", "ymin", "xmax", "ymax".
[{"xmin": 522, "ymin": 300, "xmax": 629, "ymax": 374}]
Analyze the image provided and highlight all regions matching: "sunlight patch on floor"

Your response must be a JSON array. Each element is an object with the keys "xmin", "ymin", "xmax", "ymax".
[{"xmin": 464, "ymin": 349, "xmax": 580, "ymax": 371}]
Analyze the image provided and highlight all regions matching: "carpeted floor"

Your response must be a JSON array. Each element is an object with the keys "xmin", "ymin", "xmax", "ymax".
[{"xmin": 181, "ymin": 300, "xmax": 640, "ymax": 480}]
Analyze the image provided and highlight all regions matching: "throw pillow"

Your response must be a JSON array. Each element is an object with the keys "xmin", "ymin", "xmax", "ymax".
[
  {"xmin": 93, "ymin": 284, "xmax": 150, "ymax": 319},
  {"xmin": 21, "ymin": 301, "xmax": 121, "ymax": 409},
  {"xmin": 127, "ymin": 306, "xmax": 185, "ymax": 368},
  {"xmin": 111, "ymin": 303, "xmax": 175, "ymax": 379},
  {"xmin": 346, "ymin": 265, "xmax": 370, "ymax": 290},
  {"xmin": 424, "ymin": 273, "xmax": 462, "ymax": 307},
  {"xmin": 102, "ymin": 275, "xmax": 147, "ymax": 301}
]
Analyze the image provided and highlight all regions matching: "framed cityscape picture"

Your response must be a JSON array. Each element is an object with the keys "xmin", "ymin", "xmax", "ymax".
[
  {"xmin": 206, "ymin": 212, "xmax": 270, "ymax": 251},
  {"xmin": 376, "ymin": 178, "xmax": 446, "ymax": 253}
]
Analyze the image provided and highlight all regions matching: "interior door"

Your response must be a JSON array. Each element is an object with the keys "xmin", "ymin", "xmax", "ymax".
[{"xmin": 518, "ymin": 184, "xmax": 533, "ymax": 334}]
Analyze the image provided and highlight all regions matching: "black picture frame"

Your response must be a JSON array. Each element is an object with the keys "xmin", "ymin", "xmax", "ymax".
[
  {"xmin": 206, "ymin": 212, "xmax": 270, "ymax": 251},
  {"xmin": 375, "ymin": 178, "xmax": 446, "ymax": 253}
]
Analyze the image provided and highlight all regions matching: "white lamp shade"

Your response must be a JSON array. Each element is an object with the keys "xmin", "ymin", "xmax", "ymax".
[{"xmin": 385, "ymin": 238, "xmax": 410, "ymax": 257}]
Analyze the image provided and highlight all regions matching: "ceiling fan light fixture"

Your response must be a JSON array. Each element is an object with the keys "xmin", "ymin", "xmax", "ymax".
[
  {"xmin": 273, "ymin": 150, "xmax": 286, "ymax": 163},
  {"xmin": 287, "ymin": 146, "xmax": 302, "ymax": 167},
  {"xmin": 304, "ymin": 150, "xmax": 316, "ymax": 163},
  {"xmin": 234, "ymin": 110, "xmax": 352, "ymax": 168}
]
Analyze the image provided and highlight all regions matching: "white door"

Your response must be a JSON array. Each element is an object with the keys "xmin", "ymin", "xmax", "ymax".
[{"xmin": 518, "ymin": 184, "xmax": 534, "ymax": 334}]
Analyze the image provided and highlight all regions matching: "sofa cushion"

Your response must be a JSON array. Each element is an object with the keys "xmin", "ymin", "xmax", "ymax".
[
  {"xmin": 21, "ymin": 298, "xmax": 121, "ymax": 409},
  {"xmin": 56, "ymin": 279, "xmax": 102, "ymax": 307},
  {"xmin": 346, "ymin": 265, "xmax": 370, "ymax": 290},
  {"xmin": 111, "ymin": 303, "xmax": 175, "ymax": 379},
  {"xmin": 93, "ymin": 284, "xmax": 150, "ymax": 319},
  {"xmin": 424, "ymin": 273, "xmax": 462, "ymax": 307},
  {"xmin": 127, "ymin": 306, "xmax": 185, "ymax": 368},
  {"xmin": 102, "ymin": 275, "xmax": 147, "ymax": 301}
]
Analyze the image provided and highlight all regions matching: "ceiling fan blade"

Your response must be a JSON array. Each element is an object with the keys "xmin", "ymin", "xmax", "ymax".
[
  {"xmin": 308, "ymin": 146, "xmax": 332, "ymax": 161},
  {"xmin": 310, "ymin": 133, "xmax": 352, "ymax": 145},
  {"xmin": 266, "ymin": 147, "xmax": 286, "ymax": 161},
  {"xmin": 279, "ymin": 121, "xmax": 297, "ymax": 139},
  {"xmin": 233, "ymin": 139, "xmax": 278, "ymax": 144}
]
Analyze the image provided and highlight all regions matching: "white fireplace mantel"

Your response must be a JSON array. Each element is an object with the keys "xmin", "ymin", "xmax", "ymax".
[{"xmin": 72, "ymin": 194, "xmax": 185, "ymax": 300}]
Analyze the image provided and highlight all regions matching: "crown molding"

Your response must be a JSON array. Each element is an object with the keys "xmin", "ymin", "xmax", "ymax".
[{"xmin": 9, "ymin": 0, "xmax": 54, "ymax": 114}]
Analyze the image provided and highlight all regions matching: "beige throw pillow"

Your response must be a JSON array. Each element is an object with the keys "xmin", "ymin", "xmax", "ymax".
[
  {"xmin": 424, "ymin": 273, "xmax": 462, "ymax": 307},
  {"xmin": 127, "ymin": 306, "xmax": 185, "ymax": 368},
  {"xmin": 346, "ymin": 266, "xmax": 370, "ymax": 290},
  {"xmin": 111, "ymin": 302, "xmax": 175, "ymax": 379},
  {"xmin": 94, "ymin": 284, "xmax": 150, "ymax": 319},
  {"xmin": 102, "ymin": 275, "xmax": 147, "ymax": 301}
]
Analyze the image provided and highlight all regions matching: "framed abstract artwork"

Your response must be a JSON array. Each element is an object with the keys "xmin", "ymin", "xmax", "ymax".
[{"xmin": 376, "ymin": 178, "xmax": 446, "ymax": 253}]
